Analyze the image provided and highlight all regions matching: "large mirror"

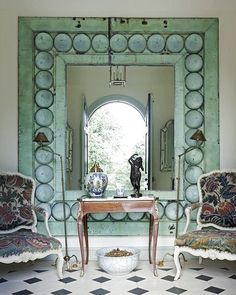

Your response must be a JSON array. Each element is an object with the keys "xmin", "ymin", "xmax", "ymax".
[
  {"xmin": 66, "ymin": 65, "xmax": 175, "ymax": 192},
  {"xmin": 18, "ymin": 17, "xmax": 219, "ymax": 236}
]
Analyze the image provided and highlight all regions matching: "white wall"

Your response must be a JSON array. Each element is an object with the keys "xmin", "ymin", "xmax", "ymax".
[{"xmin": 0, "ymin": 0, "xmax": 236, "ymax": 171}]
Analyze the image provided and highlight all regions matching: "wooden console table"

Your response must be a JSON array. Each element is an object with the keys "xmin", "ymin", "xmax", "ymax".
[{"xmin": 77, "ymin": 196, "xmax": 159, "ymax": 276}]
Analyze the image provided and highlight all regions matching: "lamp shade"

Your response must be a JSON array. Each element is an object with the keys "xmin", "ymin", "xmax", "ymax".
[
  {"xmin": 190, "ymin": 129, "xmax": 206, "ymax": 142},
  {"xmin": 33, "ymin": 132, "xmax": 49, "ymax": 144}
]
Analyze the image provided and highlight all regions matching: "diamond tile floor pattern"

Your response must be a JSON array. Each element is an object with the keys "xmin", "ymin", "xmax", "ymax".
[{"xmin": 0, "ymin": 259, "xmax": 235, "ymax": 294}]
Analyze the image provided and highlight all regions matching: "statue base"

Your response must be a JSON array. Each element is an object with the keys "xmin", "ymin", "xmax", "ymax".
[{"xmin": 130, "ymin": 192, "xmax": 142, "ymax": 198}]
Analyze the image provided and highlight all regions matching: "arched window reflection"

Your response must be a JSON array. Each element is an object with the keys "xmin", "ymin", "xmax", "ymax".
[{"xmin": 88, "ymin": 102, "xmax": 146, "ymax": 190}]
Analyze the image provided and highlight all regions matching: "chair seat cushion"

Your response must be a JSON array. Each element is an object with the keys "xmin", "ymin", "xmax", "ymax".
[
  {"xmin": 0, "ymin": 230, "xmax": 62, "ymax": 258},
  {"xmin": 175, "ymin": 229, "xmax": 236, "ymax": 254}
]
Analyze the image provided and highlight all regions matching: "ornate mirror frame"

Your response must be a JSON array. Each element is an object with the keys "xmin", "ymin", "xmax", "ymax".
[{"xmin": 18, "ymin": 17, "xmax": 219, "ymax": 236}]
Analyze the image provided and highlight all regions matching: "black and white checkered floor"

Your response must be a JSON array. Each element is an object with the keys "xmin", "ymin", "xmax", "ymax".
[{"xmin": 0, "ymin": 259, "xmax": 235, "ymax": 295}]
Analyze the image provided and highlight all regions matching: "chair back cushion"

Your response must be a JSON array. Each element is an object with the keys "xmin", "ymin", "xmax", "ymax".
[
  {"xmin": 198, "ymin": 171, "xmax": 236, "ymax": 228},
  {"xmin": 0, "ymin": 173, "xmax": 36, "ymax": 233}
]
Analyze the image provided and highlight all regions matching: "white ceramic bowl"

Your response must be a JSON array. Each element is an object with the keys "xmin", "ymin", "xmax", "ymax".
[{"xmin": 96, "ymin": 247, "xmax": 140, "ymax": 276}]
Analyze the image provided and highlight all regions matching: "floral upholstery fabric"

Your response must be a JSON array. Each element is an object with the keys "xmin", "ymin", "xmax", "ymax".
[
  {"xmin": 199, "ymin": 172, "xmax": 236, "ymax": 228},
  {"xmin": 175, "ymin": 229, "xmax": 236, "ymax": 254},
  {"xmin": 0, "ymin": 174, "xmax": 35, "ymax": 232},
  {"xmin": 0, "ymin": 230, "xmax": 62, "ymax": 258}
]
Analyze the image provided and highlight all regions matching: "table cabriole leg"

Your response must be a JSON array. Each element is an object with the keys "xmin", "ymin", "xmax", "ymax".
[
  {"xmin": 152, "ymin": 218, "xmax": 159, "ymax": 276},
  {"xmin": 77, "ymin": 217, "xmax": 85, "ymax": 276},
  {"xmin": 84, "ymin": 215, "xmax": 89, "ymax": 264},
  {"xmin": 149, "ymin": 215, "xmax": 153, "ymax": 264}
]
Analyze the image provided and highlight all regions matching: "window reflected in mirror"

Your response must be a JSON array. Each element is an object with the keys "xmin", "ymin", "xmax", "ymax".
[
  {"xmin": 66, "ymin": 65, "xmax": 174, "ymax": 191},
  {"xmin": 160, "ymin": 120, "xmax": 175, "ymax": 190},
  {"xmin": 88, "ymin": 102, "xmax": 146, "ymax": 190},
  {"xmin": 160, "ymin": 119, "xmax": 174, "ymax": 172}
]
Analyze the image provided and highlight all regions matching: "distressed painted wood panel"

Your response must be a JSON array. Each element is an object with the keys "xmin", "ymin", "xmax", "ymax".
[{"xmin": 18, "ymin": 17, "xmax": 219, "ymax": 236}]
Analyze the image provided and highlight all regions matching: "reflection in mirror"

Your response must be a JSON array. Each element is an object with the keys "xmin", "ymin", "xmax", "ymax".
[
  {"xmin": 160, "ymin": 120, "xmax": 174, "ymax": 172},
  {"xmin": 88, "ymin": 102, "xmax": 145, "ymax": 190},
  {"xmin": 160, "ymin": 120, "xmax": 174, "ymax": 189},
  {"xmin": 66, "ymin": 66, "xmax": 174, "ymax": 191},
  {"xmin": 66, "ymin": 124, "xmax": 73, "ymax": 186}
]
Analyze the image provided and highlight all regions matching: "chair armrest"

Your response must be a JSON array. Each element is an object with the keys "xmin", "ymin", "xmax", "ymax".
[
  {"xmin": 34, "ymin": 206, "xmax": 52, "ymax": 237},
  {"xmin": 183, "ymin": 202, "xmax": 202, "ymax": 234}
]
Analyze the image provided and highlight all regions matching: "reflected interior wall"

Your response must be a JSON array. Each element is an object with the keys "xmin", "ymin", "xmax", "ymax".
[{"xmin": 67, "ymin": 66, "xmax": 175, "ymax": 190}]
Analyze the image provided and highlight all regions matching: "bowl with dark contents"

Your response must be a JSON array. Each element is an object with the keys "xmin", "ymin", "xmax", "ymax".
[{"xmin": 96, "ymin": 247, "xmax": 140, "ymax": 275}]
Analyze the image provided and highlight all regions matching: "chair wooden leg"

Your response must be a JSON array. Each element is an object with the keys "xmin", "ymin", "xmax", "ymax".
[
  {"xmin": 174, "ymin": 246, "xmax": 181, "ymax": 280},
  {"xmin": 57, "ymin": 251, "xmax": 64, "ymax": 279}
]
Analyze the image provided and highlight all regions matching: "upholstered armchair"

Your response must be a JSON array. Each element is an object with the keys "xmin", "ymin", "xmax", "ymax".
[
  {"xmin": 0, "ymin": 172, "xmax": 63, "ymax": 279},
  {"xmin": 174, "ymin": 170, "xmax": 236, "ymax": 280}
]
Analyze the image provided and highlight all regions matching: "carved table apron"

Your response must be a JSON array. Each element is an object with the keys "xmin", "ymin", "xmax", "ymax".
[{"xmin": 77, "ymin": 196, "xmax": 159, "ymax": 276}]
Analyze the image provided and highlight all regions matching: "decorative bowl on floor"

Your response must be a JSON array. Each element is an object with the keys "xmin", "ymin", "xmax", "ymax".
[{"xmin": 96, "ymin": 247, "xmax": 140, "ymax": 276}]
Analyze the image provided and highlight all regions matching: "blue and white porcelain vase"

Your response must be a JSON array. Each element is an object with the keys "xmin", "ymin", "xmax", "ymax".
[{"xmin": 85, "ymin": 163, "xmax": 108, "ymax": 198}]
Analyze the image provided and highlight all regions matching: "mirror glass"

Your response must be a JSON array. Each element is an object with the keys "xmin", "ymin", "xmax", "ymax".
[
  {"xmin": 67, "ymin": 65, "xmax": 174, "ymax": 192},
  {"xmin": 88, "ymin": 102, "xmax": 146, "ymax": 191},
  {"xmin": 160, "ymin": 120, "xmax": 174, "ymax": 172}
]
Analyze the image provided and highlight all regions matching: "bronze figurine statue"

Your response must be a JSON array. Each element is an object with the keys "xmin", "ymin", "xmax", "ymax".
[{"xmin": 128, "ymin": 153, "xmax": 144, "ymax": 197}]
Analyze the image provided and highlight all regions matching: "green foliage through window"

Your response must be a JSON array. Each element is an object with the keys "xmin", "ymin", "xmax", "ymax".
[{"xmin": 88, "ymin": 102, "xmax": 146, "ymax": 190}]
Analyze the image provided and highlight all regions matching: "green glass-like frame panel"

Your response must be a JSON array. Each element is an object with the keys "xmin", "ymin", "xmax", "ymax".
[{"xmin": 18, "ymin": 17, "xmax": 219, "ymax": 236}]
